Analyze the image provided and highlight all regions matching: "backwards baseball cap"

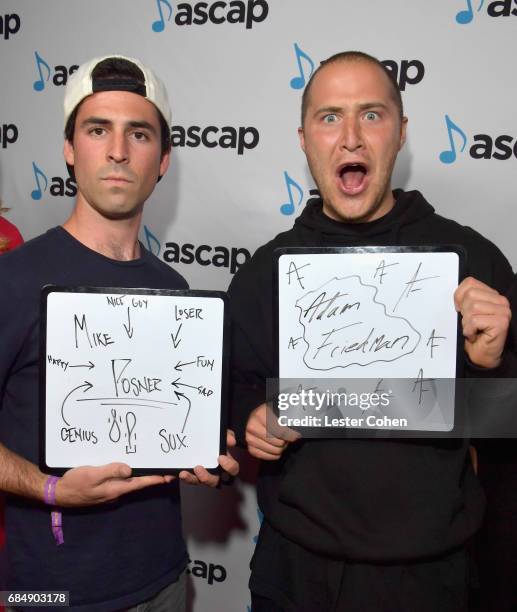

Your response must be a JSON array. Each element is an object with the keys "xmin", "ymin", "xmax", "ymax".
[{"xmin": 63, "ymin": 54, "xmax": 171, "ymax": 128}]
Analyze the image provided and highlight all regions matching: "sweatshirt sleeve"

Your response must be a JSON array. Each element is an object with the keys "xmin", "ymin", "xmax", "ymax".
[
  {"xmin": 227, "ymin": 247, "xmax": 276, "ymax": 445},
  {"xmin": 463, "ymin": 236, "xmax": 517, "ymax": 377},
  {"xmin": 0, "ymin": 268, "xmax": 33, "ymax": 415},
  {"xmin": 463, "ymin": 243, "xmax": 517, "ymax": 440},
  {"xmin": 499, "ymin": 275, "xmax": 517, "ymax": 377}
]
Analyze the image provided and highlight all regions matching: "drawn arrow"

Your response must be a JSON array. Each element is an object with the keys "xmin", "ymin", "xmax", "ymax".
[
  {"xmin": 171, "ymin": 323, "xmax": 182, "ymax": 349},
  {"xmin": 174, "ymin": 359, "xmax": 196, "ymax": 372},
  {"xmin": 69, "ymin": 361, "xmax": 95, "ymax": 370},
  {"xmin": 123, "ymin": 307, "xmax": 134, "ymax": 339},
  {"xmin": 171, "ymin": 377, "xmax": 200, "ymax": 391},
  {"xmin": 61, "ymin": 381, "xmax": 93, "ymax": 426},
  {"xmin": 173, "ymin": 391, "xmax": 192, "ymax": 433}
]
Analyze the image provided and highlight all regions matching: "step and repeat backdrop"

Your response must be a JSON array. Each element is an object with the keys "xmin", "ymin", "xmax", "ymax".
[{"xmin": 1, "ymin": 1, "xmax": 516, "ymax": 610}]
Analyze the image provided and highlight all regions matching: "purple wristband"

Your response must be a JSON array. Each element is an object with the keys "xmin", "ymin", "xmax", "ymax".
[
  {"xmin": 44, "ymin": 475, "xmax": 59, "ymax": 505},
  {"xmin": 51, "ymin": 510, "xmax": 64, "ymax": 545},
  {"xmin": 44, "ymin": 476, "xmax": 64, "ymax": 545}
]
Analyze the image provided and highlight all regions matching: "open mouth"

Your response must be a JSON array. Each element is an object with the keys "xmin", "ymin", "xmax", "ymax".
[{"xmin": 337, "ymin": 163, "xmax": 368, "ymax": 195}]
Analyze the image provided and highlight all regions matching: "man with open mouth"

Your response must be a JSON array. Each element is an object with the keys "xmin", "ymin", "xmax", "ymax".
[{"xmin": 228, "ymin": 51, "xmax": 514, "ymax": 611}]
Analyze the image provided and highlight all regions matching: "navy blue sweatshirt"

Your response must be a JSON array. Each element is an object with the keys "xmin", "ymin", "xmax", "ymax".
[{"xmin": 0, "ymin": 227, "xmax": 188, "ymax": 611}]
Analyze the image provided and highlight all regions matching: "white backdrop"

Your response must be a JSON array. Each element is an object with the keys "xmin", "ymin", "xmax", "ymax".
[{"xmin": 1, "ymin": 1, "xmax": 516, "ymax": 610}]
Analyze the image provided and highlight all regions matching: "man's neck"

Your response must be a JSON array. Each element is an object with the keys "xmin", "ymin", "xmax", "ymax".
[{"xmin": 63, "ymin": 203, "xmax": 142, "ymax": 261}]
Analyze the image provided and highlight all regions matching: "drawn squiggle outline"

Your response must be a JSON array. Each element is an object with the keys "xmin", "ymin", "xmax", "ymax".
[{"xmin": 295, "ymin": 275, "xmax": 422, "ymax": 371}]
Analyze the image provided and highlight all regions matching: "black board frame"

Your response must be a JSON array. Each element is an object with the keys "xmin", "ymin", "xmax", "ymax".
[{"xmin": 39, "ymin": 285, "xmax": 229, "ymax": 476}]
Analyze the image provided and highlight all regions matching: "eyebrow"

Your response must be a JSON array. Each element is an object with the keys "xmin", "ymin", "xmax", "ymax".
[
  {"xmin": 357, "ymin": 101, "xmax": 389, "ymax": 111},
  {"xmin": 80, "ymin": 117, "xmax": 158, "ymax": 134},
  {"xmin": 313, "ymin": 106, "xmax": 342, "ymax": 116},
  {"xmin": 313, "ymin": 101, "xmax": 390, "ymax": 116},
  {"xmin": 127, "ymin": 120, "xmax": 157, "ymax": 134}
]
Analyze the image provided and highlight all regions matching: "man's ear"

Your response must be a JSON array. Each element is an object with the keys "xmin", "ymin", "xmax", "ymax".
[
  {"xmin": 63, "ymin": 139, "xmax": 75, "ymax": 166},
  {"xmin": 158, "ymin": 149, "xmax": 170, "ymax": 179},
  {"xmin": 298, "ymin": 127, "xmax": 306, "ymax": 153},
  {"xmin": 399, "ymin": 116, "xmax": 408, "ymax": 150}
]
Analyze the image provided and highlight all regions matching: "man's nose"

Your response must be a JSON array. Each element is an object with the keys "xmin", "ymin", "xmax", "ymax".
[
  {"xmin": 340, "ymin": 117, "xmax": 362, "ymax": 152},
  {"xmin": 108, "ymin": 131, "xmax": 129, "ymax": 163}
]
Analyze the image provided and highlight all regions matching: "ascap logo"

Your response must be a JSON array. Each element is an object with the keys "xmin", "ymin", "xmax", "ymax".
[
  {"xmin": 144, "ymin": 226, "xmax": 251, "ymax": 274},
  {"xmin": 33, "ymin": 51, "xmax": 78, "ymax": 92},
  {"xmin": 30, "ymin": 162, "xmax": 77, "ymax": 200},
  {"xmin": 186, "ymin": 557, "xmax": 227, "ymax": 585},
  {"xmin": 252, "ymin": 507, "xmax": 263, "ymax": 544},
  {"xmin": 164, "ymin": 241, "xmax": 250, "ymax": 274},
  {"xmin": 0, "ymin": 123, "xmax": 18, "ymax": 149},
  {"xmin": 144, "ymin": 226, "xmax": 162, "ymax": 257},
  {"xmin": 456, "ymin": 0, "xmax": 517, "ymax": 24},
  {"xmin": 439, "ymin": 114, "xmax": 517, "ymax": 163},
  {"xmin": 290, "ymin": 43, "xmax": 315, "ymax": 90},
  {"xmin": 151, "ymin": 0, "xmax": 269, "ymax": 32},
  {"xmin": 279, "ymin": 171, "xmax": 304, "ymax": 216},
  {"xmin": 0, "ymin": 13, "xmax": 20, "ymax": 39},
  {"xmin": 289, "ymin": 44, "xmax": 425, "ymax": 92},
  {"xmin": 171, "ymin": 125, "xmax": 259, "ymax": 155},
  {"xmin": 381, "ymin": 60, "xmax": 425, "ymax": 92}
]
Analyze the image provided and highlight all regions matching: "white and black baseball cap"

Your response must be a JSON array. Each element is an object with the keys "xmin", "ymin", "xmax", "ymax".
[{"xmin": 63, "ymin": 54, "xmax": 171, "ymax": 128}]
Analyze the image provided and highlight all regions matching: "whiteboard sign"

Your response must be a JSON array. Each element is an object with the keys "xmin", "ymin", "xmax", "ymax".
[
  {"xmin": 40, "ymin": 287, "xmax": 228, "ymax": 473},
  {"xmin": 276, "ymin": 247, "xmax": 463, "ymax": 432}
]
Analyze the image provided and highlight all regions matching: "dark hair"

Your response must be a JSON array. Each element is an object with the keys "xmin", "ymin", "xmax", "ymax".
[
  {"xmin": 300, "ymin": 51, "xmax": 404, "ymax": 126},
  {"xmin": 64, "ymin": 58, "xmax": 171, "ymax": 180}
]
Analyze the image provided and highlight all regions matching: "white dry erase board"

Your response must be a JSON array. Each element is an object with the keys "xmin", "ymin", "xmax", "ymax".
[
  {"xmin": 275, "ymin": 247, "xmax": 464, "ymax": 432},
  {"xmin": 40, "ymin": 287, "xmax": 228, "ymax": 473}
]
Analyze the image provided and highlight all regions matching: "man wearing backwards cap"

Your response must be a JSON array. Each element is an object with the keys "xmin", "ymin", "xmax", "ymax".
[{"xmin": 0, "ymin": 55, "xmax": 238, "ymax": 611}]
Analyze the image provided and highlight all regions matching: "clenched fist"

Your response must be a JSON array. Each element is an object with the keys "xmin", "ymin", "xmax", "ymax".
[{"xmin": 454, "ymin": 276, "xmax": 511, "ymax": 369}]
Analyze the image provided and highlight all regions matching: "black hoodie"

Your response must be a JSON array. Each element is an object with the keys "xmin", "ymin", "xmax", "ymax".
[{"xmin": 228, "ymin": 189, "xmax": 514, "ymax": 561}]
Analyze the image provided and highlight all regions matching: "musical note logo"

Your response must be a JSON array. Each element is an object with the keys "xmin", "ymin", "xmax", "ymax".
[
  {"xmin": 33, "ymin": 51, "xmax": 51, "ymax": 92},
  {"xmin": 144, "ymin": 225, "xmax": 161, "ymax": 256},
  {"xmin": 152, "ymin": 0, "xmax": 173, "ymax": 32},
  {"xmin": 31, "ymin": 162, "xmax": 48, "ymax": 200},
  {"xmin": 439, "ymin": 115, "xmax": 467, "ymax": 164},
  {"xmin": 290, "ymin": 43, "xmax": 315, "ymax": 90},
  {"xmin": 252, "ymin": 507, "xmax": 264, "ymax": 544},
  {"xmin": 456, "ymin": 0, "xmax": 486, "ymax": 24},
  {"xmin": 280, "ymin": 171, "xmax": 304, "ymax": 216}
]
